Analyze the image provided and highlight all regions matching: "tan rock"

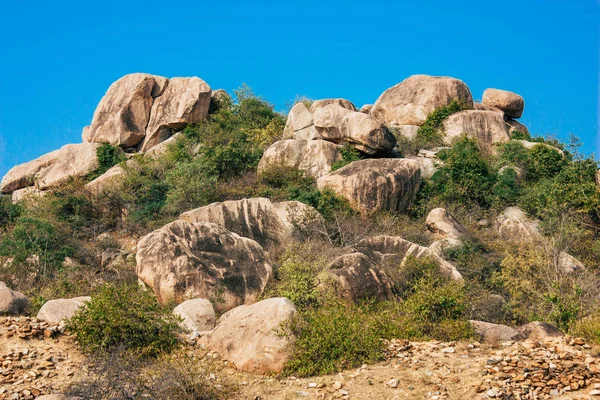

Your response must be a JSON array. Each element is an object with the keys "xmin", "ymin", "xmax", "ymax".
[
  {"xmin": 84, "ymin": 73, "xmax": 158, "ymax": 147},
  {"xmin": 143, "ymin": 132, "xmax": 183, "ymax": 158},
  {"xmin": 313, "ymin": 104, "xmax": 353, "ymax": 141},
  {"xmin": 325, "ymin": 253, "xmax": 393, "ymax": 302},
  {"xmin": 371, "ymin": 75, "xmax": 473, "ymax": 127},
  {"xmin": 309, "ymin": 98, "xmax": 356, "ymax": 113},
  {"xmin": 292, "ymin": 125, "xmax": 321, "ymax": 140},
  {"xmin": 517, "ymin": 321, "xmax": 563, "ymax": 341},
  {"xmin": 316, "ymin": 158, "xmax": 420, "ymax": 214},
  {"xmin": 496, "ymin": 206, "xmax": 542, "ymax": 242},
  {"xmin": 283, "ymin": 102, "xmax": 314, "ymax": 138},
  {"xmin": 406, "ymin": 156, "xmax": 438, "ymax": 179},
  {"xmin": 340, "ymin": 112, "xmax": 396, "ymax": 154},
  {"xmin": 36, "ymin": 296, "xmax": 91, "ymax": 323},
  {"xmin": 11, "ymin": 186, "xmax": 45, "ymax": 203},
  {"xmin": 482, "ymin": 88, "xmax": 524, "ymax": 119},
  {"xmin": 359, "ymin": 104, "xmax": 373, "ymax": 113},
  {"xmin": 513, "ymin": 140, "xmax": 564, "ymax": 156},
  {"xmin": 136, "ymin": 220, "xmax": 272, "ymax": 312},
  {"xmin": 141, "ymin": 77, "xmax": 212, "ymax": 152},
  {"xmin": 443, "ymin": 110, "xmax": 510, "ymax": 148},
  {"xmin": 469, "ymin": 320, "xmax": 522, "ymax": 344},
  {"xmin": 257, "ymin": 139, "xmax": 342, "ymax": 179},
  {"xmin": 173, "ymin": 298, "xmax": 216, "ymax": 332},
  {"xmin": 1, "ymin": 143, "xmax": 100, "ymax": 193},
  {"xmin": 0, "ymin": 285, "xmax": 28, "ymax": 315},
  {"xmin": 200, "ymin": 297, "xmax": 296, "ymax": 374},
  {"xmin": 506, "ymin": 119, "xmax": 530, "ymax": 137},
  {"xmin": 84, "ymin": 164, "xmax": 125, "ymax": 195},
  {"xmin": 180, "ymin": 198, "xmax": 324, "ymax": 251},
  {"xmin": 426, "ymin": 208, "xmax": 466, "ymax": 239},
  {"xmin": 393, "ymin": 125, "xmax": 420, "ymax": 141}
]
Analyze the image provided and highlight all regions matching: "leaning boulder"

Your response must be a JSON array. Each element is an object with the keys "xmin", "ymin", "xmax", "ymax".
[
  {"xmin": 371, "ymin": 75, "xmax": 473, "ymax": 127},
  {"xmin": 180, "ymin": 198, "xmax": 324, "ymax": 251},
  {"xmin": 313, "ymin": 104, "xmax": 353, "ymax": 141},
  {"xmin": 325, "ymin": 253, "xmax": 393, "ymax": 302},
  {"xmin": 136, "ymin": 220, "xmax": 272, "ymax": 312},
  {"xmin": 173, "ymin": 298, "xmax": 216, "ymax": 332},
  {"xmin": 482, "ymin": 88, "xmax": 524, "ymax": 119},
  {"xmin": 257, "ymin": 139, "xmax": 342, "ymax": 179},
  {"xmin": 317, "ymin": 159, "xmax": 420, "ymax": 214},
  {"xmin": 200, "ymin": 298, "xmax": 297, "ymax": 374},
  {"xmin": 443, "ymin": 110, "xmax": 510, "ymax": 148},
  {"xmin": 36, "ymin": 297, "xmax": 91, "ymax": 324},
  {"xmin": 140, "ymin": 77, "xmax": 212, "ymax": 152},
  {"xmin": 0, "ymin": 283, "xmax": 28, "ymax": 315},
  {"xmin": 1, "ymin": 143, "xmax": 100, "ymax": 193},
  {"xmin": 83, "ymin": 73, "xmax": 159, "ymax": 147}
]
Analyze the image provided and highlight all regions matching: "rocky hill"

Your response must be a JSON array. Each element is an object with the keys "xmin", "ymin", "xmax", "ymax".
[{"xmin": 0, "ymin": 73, "xmax": 599, "ymax": 399}]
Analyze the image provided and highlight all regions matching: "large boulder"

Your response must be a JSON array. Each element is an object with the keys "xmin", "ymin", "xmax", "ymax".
[
  {"xmin": 482, "ymin": 89, "xmax": 524, "ymax": 119},
  {"xmin": 282, "ymin": 102, "xmax": 316, "ymax": 139},
  {"xmin": 443, "ymin": 110, "xmax": 510, "ymax": 148},
  {"xmin": 517, "ymin": 321, "xmax": 563, "ymax": 341},
  {"xmin": 140, "ymin": 77, "xmax": 212, "ymax": 152},
  {"xmin": 0, "ymin": 284, "xmax": 28, "ymax": 315},
  {"xmin": 313, "ymin": 104, "xmax": 353, "ymax": 141},
  {"xmin": 1, "ymin": 143, "xmax": 100, "ymax": 193},
  {"xmin": 309, "ymin": 98, "xmax": 356, "ymax": 113},
  {"xmin": 340, "ymin": 112, "xmax": 396, "ymax": 154},
  {"xmin": 496, "ymin": 206, "xmax": 542, "ymax": 242},
  {"xmin": 36, "ymin": 297, "xmax": 91, "ymax": 324},
  {"xmin": 83, "ymin": 74, "xmax": 159, "ymax": 147},
  {"xmin": 180, "ymin": 198, "xmax": 324, "ymax": 251},
  {"xmin": 173, "ymin": 298, "xmax": 216, "ymax": 332},
  {"xmin": 200, "ymin": 298, "xmax": 297, "ymax": 374},
  {"xmin": 316, "ymin": 159, "xmax": 420, "ymax": 214},
  {"xmin": 136, "ymin": 220, "xmax": 272, "ymax": 312},
  {"xmin": 84, "ymin": 164, "xmax": 126, "ymax": 195},
  {"xmin": 406, "ymin": 156, "xmax": 438, "ymax": 179},
  {"xmin": 505, "ymin": 119, "xmax": 530, "ymax": 137},
  {"xmin": 371, "ymin": 75, "xmax": 473, "ymax": 127},
  {"xmin": 257, "ymin": 139, "xmax": 342, "ymax": 179},
  {"xmin": 469, "ymin": 320, "xmax": 521, "ymax": 344},
  {"xmin": 325, "ymin": 253, "xmax": 393, "ymax": 302},
  {"xmin": 425, "ymin": 208, "xmax": 465, "ymax": 239}
]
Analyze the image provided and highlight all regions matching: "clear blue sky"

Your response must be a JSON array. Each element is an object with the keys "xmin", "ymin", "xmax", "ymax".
[{"xmin": 0, "ymin": 0, "xmax": 598, "ymax": 178}]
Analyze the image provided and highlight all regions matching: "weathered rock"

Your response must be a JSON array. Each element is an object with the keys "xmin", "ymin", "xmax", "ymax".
[
  {"xmin": 482, "ymin": 88, "xmax": 524, "ymax": 119},
  {"xmin": 313, "ymin": 104, "xmax": 353, "ymax": 141},
  {"xmin": 325, "ymin": 253, "xmax": 393, "ymax": 302},
  {"xmin": 513, "ymin": 140, "xmax": 564, "ymax": 156},
  {"xmin": 426, "ymin": 208, "xmax": 465, "ymax": 239},
  {"xmin": 84, "ymin": 164, "xmax": 125, "ymax": 195},
  {"xmin": 1, "ymin": 143, "xmax": 100, "ymax": 193},
  {"xmin": 596, "ymin": 169, "xmax": 600, "ymax": 186},
  {"xmin": 359, "ymin": 104, "xmax": 373, "ymax": 113},
  {"xmin": 36, "ymin": 297, "xmax": 91, "ymax": 323},
  {"xmin": 406, "ymin": 156, "xmax": 438, "ymax": 179},
  {"xmin": 143, "ymin": 132, "xmax": 183, "ymax": 158},
  {"xmin": 136, "ymin": 220, "xmax": 272, "ymax": 312},
  {"xmin": 443, "ymin": 110, "xmax": 510, "ymax": 148},
  {"xmin": 371, "ymin": 75, "xmax": 473, "ymax": 127},
  {"xmin": 257, "ymin": 139, "xmax": 342, "ymax": 179},
  {"xmin": 558, "ymin": 252, "xmax": 585, "ymax": 273},
  {"xmin": 180, "ymin": 198, "xmax": 324, "ymax": 251},
  {"xmin": 173, "ymin": 298, "xmax": 216, "ymax": 332},
  {"xmin": 469, "ymin": 320, "xmax": 522, "ymax": 344},
  {"xmin": 506, "ymin": 119, "xmax": 530, "ymax": 137},
  {"xmin": 517, "ymin": 321, "xmax": 563, "ymax": 341},
  {"xmin": 316, "ymin": 159, "xmax": 420, "ymax": 214},
  {"xmin": 283, "ymin": 102, "xmax": 314, "ymax": 139},
  {"xmin": 210, "ymin": 89, "xmax": 230, "ymax": 110},
  {"xmin": 340, "ymin": 112, "xmax": 396, "ymax": 154},
  {"xmin": 200, "ymin": 298, "xmax": 296, "ymax": 374},
  {"xmin": 309, "ymin": 98, "xmax": 356, "ymax": 113},
  {"xmin": 141, "ymin": 77, "xmax": 212, "ymax": 152},
  {"xmin": 392, "ymin": 125, "xmax": 420, "ymax": 141},
  {"xmin": 496, "ymin": 206, "xmax": 542, "ymax": 242},
  {"xmin": 0, "ymin": 285, "xmax": 28, "ymax": 315},
  {"xmin": 83, "ymin": 73, "xmax": 159, "ymax": 147},
  {"xmin": 292, "ymin": 125, "xmax": 321, "ymax": 140},
  {"xmin": 473, "ymin": 102, "xmax": 504, "ymax": 115},
  {"xmin": 11, "ymin": 186, "xmax": 45, "ymax": 203}
]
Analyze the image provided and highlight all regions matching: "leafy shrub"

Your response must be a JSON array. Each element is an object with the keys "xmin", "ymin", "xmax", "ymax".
[
  {"xmin": 510, "ymin": 130, "xmax": 531, "ymax": 140},
  {"xmin": 528, "ymin": 144, "xmax": 566, "ymax": 179},
  {"xmin": 268, "ymin": 253, "xmax": 323, "ymax": 311},
  {"xmin": 416, "ymin": 100, "xmax": 465, "ymax": 145},
  {"xmin": 164, "ymin": 156, "xmax": 219, "ymax": 214},
  {"xmin": 0, "ymin": 195, "xmax": 21, "ymax": 230},
  {"xmin": 93, "ymin": 143, "xmax": 126, "ymax": 178},
  {"xmin": 571, "ymin": 315, "xmax": 600, "ymax": 344},
  {"xmin": 331, "ymin": 145, "xmax": 363, "ymax": 171},
  {"xmin": 68, "ymin": 283, "xmax": 181, "ymax": 357},
  {"xmin": 51, "ymin": 191, "xmax": 99, "ymax": 229}
]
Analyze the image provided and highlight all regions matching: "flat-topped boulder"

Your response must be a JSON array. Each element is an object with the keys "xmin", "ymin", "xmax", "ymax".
[
  {"xmin": 443, "ymin": 110, "xmax": 510, "ymax": 148},
  {"xmin": 482, "ymin": 88, "xmax": 524, "ymax": 119},
  {"xmin": 371, "ymin": 75, "xmax": 473, "ymax": 127},
  {"xmin": 136, "ymin": 220, "xmax": 272, "ymax": 312},
  {"xmin": 317, "ymin": 158, "xmax": 420, "ymax": 214},
  {"xmin": 257, "ymin": 139, "xmax": 343, "ymax": 179},
  {"xmin": 180, "ymin": 197, "xmax": 324, "ymax": 251},
  {"xmin": 140, "ymin": 77, "xmax": 212, "ymax": 152},
  {"xmin": 1, "ymin": 143, "xmax": 100, "ymax": 193}
]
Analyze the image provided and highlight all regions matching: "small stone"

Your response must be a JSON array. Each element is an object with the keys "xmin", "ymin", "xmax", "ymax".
[
  {"xmin": 307, "ymin": 382, "xmax": 317, "ymax": 388},
  {"xmin": 386, "ymin": 378, "xmax": 399, "ymax": 388},
  {"xmin": 332, "ymin": 381, "xmax": 343, "ymax": 390},
  {"xmin": 486, "ymin": 388, "xmax": 497, "ymax": 398},
  {"xmin": 591, "ymin": 390, "xmax": 600, "ymax": 396},
  {"xmin": 442, "ymin": 347, "xmax": 455, "ymax": 354}
]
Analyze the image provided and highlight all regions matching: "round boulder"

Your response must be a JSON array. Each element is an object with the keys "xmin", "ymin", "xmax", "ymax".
[
  {"xmin": 173, "ymin": 298, "xmax": 216, "ymax": 332},
  {"xmin": 36, "ymin": 297, "xmax": 91, "ymax": 324},
  {"xmin": 482, "ymin": 88, "xmax": 524, "ymax": 119}
]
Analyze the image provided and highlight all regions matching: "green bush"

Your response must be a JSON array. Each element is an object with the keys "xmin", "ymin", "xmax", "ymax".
[
  {"xmin": 528, "ymin": 144, "xmax": 566, "ymax": 179},
  {"xmin": 68, "ymin": 284, "xmax": 181, "ymax": 357},
  {"xmin": 0, "ymin": 195, "xmax": 21, "ymax": 230},
  {"xmin": 570, "ymin": 315, "xmax": 600, "ymax": 344},
  {"xmin": 268, "ymin": 254, "xmax": 322, "ymax": 311},
  {"xmin": 416, "ymin": 100, "xmax": 465, "ymax": 145},
  {"xmin": 164, "ymin": 156, "xmax": 219, "ymax": 214},
  {"xmin": 92, "ymin": 143, "xmax": 126, "ymax": 179},
  {"xmin": 331, "ymin": 145, "xmax": 363, "ymax": 171}
]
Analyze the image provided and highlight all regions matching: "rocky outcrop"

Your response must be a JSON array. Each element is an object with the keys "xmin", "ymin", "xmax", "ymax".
[
  {"xmin": 200, "ymin": 298, "xmax": 297, "ymax": 374},
  {"xmin": 84, "ymin": 164, "xmax": 125, "ymax": 195},
  {"xmin": 135, "ymin": 220, "xmax": 272, "ymax": 312},
  {"xmin": 83, "ymin": 74, "xmax": 159, "ymax": 147},
  {"xmin": 0, "ymin": 283, "xmax": 28, "ymax": 315},
  {"xmin": 482, "ymin": 89, "xmax": 524, "ymax": 119},
  {"xmin": 317, "ymin": 159, "xmax": 420, "ymax": 214},
  {"xmin": 282, "ymin": 102, "xmax": 316, "ymax": 139},
  {"xmin": 309, "ymin": 98, "xmax": 356, "ymax": 113},
  {"xmin": 143, "ymin": 132, "xmax": 182, "ymax": 158},
  {"xmin": 393, "ymin": 125, "xmax": 420, "ymax": 140},
  {"xmin": 325, "ymin": 253, "xmax": 393, "ymax": 302},
  {"xmin": 360, "ymin": 104, "xmax": 373, "ymax": 113},
  {"xmin": 180, "ymin": 198, "xmax": 324, "ymax": 251},
  {"xmin": 517, "ymin": 321, "xmax": 563, "ymax": 341},
  {"xmin": 36, "ymin": 297, "xmax": 90, "ymax": 324},
  {"xmin": 443, "ymin": 110, "xmax": 510, "ymax": 148},
  {"xmin": 371, "ymin": 75, "xmax": 473, "ymax": 127},
  {"xmin": 1, "ymin": 143, "xmax": 100, "ymax": 193},
  {"xmin": 257, "ymin": 139, "xmax": 342, "ymax": 179},
  {"xmin": 313, "ymin": 104, "xmax": 353, "ymax": 141},
  {"xmin": 140, "ymin": 77, "xmax": 212, "ymax": 152},
  {"xmin": 173, "ymin": 298, "xmax": 216, "ymax": 332},
  {"xmin": 11, "ymin": 187, "xmax": 45, "ymax": 203},
  {"xmin": 506, "ymin": 119, "xmax": 530, "ymax": 137}
]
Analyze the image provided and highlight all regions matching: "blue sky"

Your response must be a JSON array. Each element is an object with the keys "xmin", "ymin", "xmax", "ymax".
[{"xmin": 0, "ymin": 0, "xmax": 598, "ymax": 178}]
